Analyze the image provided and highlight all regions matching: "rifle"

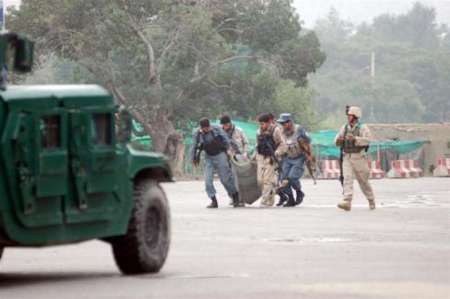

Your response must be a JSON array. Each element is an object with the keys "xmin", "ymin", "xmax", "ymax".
[
  {"xmin": 193, "ymin": 132, "xmax": 203, "ymax": 166},
  {"xmin": 338, "ymin": 106, "xmax": 350, "ymax": 187},
  {"xmin": 338, "ymin": 125, "xmax": 348, "ymax": 187},
  {"xmin": 298, "ymin": 139, "xmax": 317, "ymax": 185},
  {"xmin": 339, "ymin": 147, "xmax": 344, "ymax": 186}
]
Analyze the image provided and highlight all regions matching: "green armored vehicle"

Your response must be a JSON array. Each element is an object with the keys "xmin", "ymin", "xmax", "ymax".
[{"xmin": 0, "ymin": 33, "xmax": 172, "ymax": 275}]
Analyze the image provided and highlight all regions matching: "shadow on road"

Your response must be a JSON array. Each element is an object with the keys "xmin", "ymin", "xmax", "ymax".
[{"xmin": 0, "ymin": 272, "xmax": 119, "ymax": 288}]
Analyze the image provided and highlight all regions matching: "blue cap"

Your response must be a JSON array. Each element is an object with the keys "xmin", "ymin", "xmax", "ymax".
[{"xmin": 277, "ymin": 113, "xmax": 292, "ymax": 124}]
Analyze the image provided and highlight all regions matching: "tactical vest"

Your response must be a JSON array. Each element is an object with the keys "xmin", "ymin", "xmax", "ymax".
[
  {"xmin": 283, "ymin": 125, "xmax": 303, "ymax": 159},
  {"xmin": 256, "ymin": 127, "xmax": 276, "ymax": 157},
  {"xmin": 225, "ymin": 125, "xmax": 235, "ymax": 139},
  {"xmin": 343, "ymin": 123, "xmax": 369, "ymax": 153},
  {"xmin": 202, "ymin": 131, "xmax": 227, "ymax": 156}
]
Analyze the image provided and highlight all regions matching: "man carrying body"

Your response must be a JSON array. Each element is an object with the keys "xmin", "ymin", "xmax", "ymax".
[
  {"xmin": 275, "ymin": 113, "xmax": 312, "ymax": 207},
  {"xmin": 220, "ymin": 115, "xmax": 249, "ymax": 158},
  {"xmin": 255, "ymin": 113, "xmax": 283, "ymax": 207},
  {"xmin": 191, "ymin": 118, "xmax": 240, "ymax": 208},
  {"xmin": 335, "ymin": 106, "xmax": 376, "ymax": 211}
]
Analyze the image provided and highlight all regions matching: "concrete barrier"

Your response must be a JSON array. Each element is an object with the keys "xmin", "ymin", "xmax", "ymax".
[
  {"xmin": 368, "ymin": 160, "xmax": 385, "ymax": 179},
  {"xmin": 387, "ymin": 160, "xmax": 423, "ymax": 178},
  {"xmin": 319, "ymin": 160, "xmax": 340, "ymax": 179},
  {"xmin": 433, "ymin": 158, "xmax": 450, "ymax": 177}
]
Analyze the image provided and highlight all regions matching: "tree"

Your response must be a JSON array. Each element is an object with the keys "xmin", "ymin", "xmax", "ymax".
[
  {"xmin": 9, "ymin": 0, "xmax": 325, "ymax": 171},
  {"xmin": 311, "ymin": 2, "xmax": 449, "ymax": 126}
]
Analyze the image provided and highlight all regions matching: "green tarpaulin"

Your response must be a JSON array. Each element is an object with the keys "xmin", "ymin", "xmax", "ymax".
[
  {"xmin": 310, "ymin": 130, "xmax": 426, "ymax": 158},
  {"xmin": 132, "ymin": 121, "xmax": 427, "ymax": 159}
]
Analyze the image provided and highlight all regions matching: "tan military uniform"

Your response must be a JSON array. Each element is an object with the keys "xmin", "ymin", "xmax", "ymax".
[
  {"xmin": 228, "ymin": 125, "xmax": 249, "ymax": 156},
  {"xmin": 335, "ymin": 122, "xmax": 375, "ymax": 209},
  {"xmin": 256, "ymin": 124, "xmax": 283, "ymax": 206}
]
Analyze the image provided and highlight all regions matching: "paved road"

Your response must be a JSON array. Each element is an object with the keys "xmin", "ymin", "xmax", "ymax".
[{"xmin": 0, "ymin": 178, "xmax": 449, "ymax": 299}]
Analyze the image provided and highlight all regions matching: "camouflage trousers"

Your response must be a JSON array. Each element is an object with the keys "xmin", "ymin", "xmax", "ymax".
[
  {"xmin": 256, "ymin": 155, "xmax": 277, "ymax": 206},
  {"xmin": 342, "ymin": 152, "xmax": 375, "ymax": 203}
]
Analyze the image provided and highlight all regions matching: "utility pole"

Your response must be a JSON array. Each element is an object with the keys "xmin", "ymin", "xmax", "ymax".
[
  {"xmin": 370, "ymin": 51, "xmax": 376, "ymax": 79},
  {"xmin": 369, "ymin": 51, "xmax": 376, "ymax": 121}
]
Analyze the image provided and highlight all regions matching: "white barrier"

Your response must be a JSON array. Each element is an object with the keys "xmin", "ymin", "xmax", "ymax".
[
  {"xmin": 433, "ymin": 158, "xmax": 450, "ymax": 177},
  {"xmin": 387, "ymin": 160, "xmax": 423, "ymax": 178}
]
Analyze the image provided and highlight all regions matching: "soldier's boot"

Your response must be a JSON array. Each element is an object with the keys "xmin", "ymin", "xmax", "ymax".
[
  {"xmin": 368, "ymin": 200, "xmax": 376, "ymax": 210},
  {"xmin": 207, "ymin": 196, "xmax": 218, "ymax": 209},
  {"xmin": 276, "ymin": 191, "xmax": 288, "ymax": 206},
  {"xmin": 294, "ymin": 189, "xmax": 305, "ymax": 206},
  {"xmin": 337, "ymin": 200, "xmax": 351, "ymax": 211},
  {"xmin": 283, "ymin": 193, "xmax": 296, "ymax": 207},
  {"xmin": 232, "ymin": 192, "xmax": 241, "ymax": 208}
]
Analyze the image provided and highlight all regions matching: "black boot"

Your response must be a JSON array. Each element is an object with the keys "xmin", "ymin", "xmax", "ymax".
[
  {"xmin": 295, "ymin": 189, "xmax": 305, "ymax": 206},
  {"xmin": 276, "ymin": 191, "xmax": 288, "ymax": 206},
  {"xmin": 207, "ymin": 196, "xmax": 218, "ymax": 209},
  {"xmin": 232, "ymin": 192, "xmax": 241, "ymax": 208},
  {"xmin": 283, "ymin": 193, "xmax": 296, "ymax": 207}
]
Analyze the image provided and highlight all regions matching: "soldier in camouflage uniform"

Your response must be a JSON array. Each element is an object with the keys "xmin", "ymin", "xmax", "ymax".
[
  {"xmin": 220, "ymin": 115, "xmax": 249, "ymax": 158},
  {"xmin": 255, "ymin": 113, "xmax": 283, "ymax": 207},
  {"xmin": 335, "ymin": 106, "xmax": 376, "ymax": 211}
]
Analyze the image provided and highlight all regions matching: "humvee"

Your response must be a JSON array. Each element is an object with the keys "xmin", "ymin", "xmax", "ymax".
[{"xmin": 0, "ymin": 32, "xmax": 172, "ymax": 275}]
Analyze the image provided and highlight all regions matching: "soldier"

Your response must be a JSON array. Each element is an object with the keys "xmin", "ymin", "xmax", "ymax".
[
  {"xmin": 255, "ymin": 113, "xmax": 283, "ymax": 207},
  {"xmin": 275, "ymin": 113, "xmax": 312, "ymax": 207},
  {"xmin": 335, "ymin": 106, "xmax": 376, "ymax": 211},
  {"xmin": 191, "ymin": 118, "xmax": 240, "ymax": 208},
  {"xmin": 220, "ymin": 115, "xmax": 249, "ymax": 158}
]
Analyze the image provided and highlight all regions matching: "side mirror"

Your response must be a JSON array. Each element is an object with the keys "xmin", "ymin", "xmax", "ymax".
[{"xmin": 14, "ymin": 37, "xmax": 34, "ymax": 73}]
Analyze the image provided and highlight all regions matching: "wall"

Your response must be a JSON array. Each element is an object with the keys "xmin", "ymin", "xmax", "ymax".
[{"xmin": 368, "ymin": 123, "xmax": 450, "ymax": 175}]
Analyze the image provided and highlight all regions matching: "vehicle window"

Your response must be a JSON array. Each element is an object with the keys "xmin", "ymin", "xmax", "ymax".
[
  {"xmin": 40, "ymin": 115, "xmax": 61, "ymax": 149},
  {"xmin": 93, "ymin": 113, "xmax": 112, "ymax": 146}
]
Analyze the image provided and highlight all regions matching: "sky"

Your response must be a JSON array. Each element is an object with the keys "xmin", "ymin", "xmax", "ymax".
[
  {"xmin": 4, "ymin": 0, "xmax": 450, "ymax": 28},
  {"xmin": 293, "ymin": 0, "xmax": 450, "ymax": 28}
]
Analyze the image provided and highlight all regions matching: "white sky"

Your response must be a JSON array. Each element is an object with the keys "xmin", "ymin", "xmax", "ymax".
[
  {"xmin": 293, "ymin": 0, "xmax": 450, "ymax": 28},
  {"xmin": 4, "ymin": 0, "xmax": 450, "ymax": 28}
]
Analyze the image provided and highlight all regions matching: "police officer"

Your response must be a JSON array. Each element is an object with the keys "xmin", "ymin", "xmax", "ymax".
[
  {"xmin": 255, "ymin": 113, "xmax": 283, "ymax": 207},
  {"xmin": 220, "ymin": 115, "xmax": 249, "ymax": 158},
  {"xmin": 335, "ymin": 106, "xmax": 376, "ymax": 211},
  {"xmin": 275, "ymin": 113, "xmax": 311, "ymax": 207},
  {"xmin": 191, "ymin": 118, "xmax": 240, "ymax": 208}
]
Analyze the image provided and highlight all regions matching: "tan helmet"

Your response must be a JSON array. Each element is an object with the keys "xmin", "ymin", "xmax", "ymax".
[{"xmin": 347, "ymin": 106, "xmax": 362, "ymax": 118}]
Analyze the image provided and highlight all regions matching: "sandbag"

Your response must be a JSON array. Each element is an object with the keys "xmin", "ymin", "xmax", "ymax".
[{"xmin": 230, "ymin": 156, "xmax": 261, "ymax": 205}]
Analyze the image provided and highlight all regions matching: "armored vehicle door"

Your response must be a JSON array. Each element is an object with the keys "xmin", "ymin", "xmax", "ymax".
[
  {"xmin": 1, "ymin": 107, "xmax": 68, "ymax": 228},
  {"xmin": 66, "ymin": 106, "xmax": 126, "ymax": 223}
]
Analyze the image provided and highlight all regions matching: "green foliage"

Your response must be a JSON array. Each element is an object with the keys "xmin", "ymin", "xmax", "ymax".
[
  {"xmin": 8, "ymin": 0, "xmax": 325, "ymax": 135},
  {"xmin": 273, "ymin": 80, "xmax": 316, "ymax": 129},
  {"xmin": 312, "ymin": 2, "xmax": 450, "ymax": 125},
  {"xmin": 8, "ymin": 0, "xmax": 325, "ymax": 134}
]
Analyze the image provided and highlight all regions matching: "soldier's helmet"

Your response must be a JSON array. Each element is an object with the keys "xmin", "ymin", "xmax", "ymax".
[
  {"xmin": 277, "ymin": 113, "xmax": 293, "ymax": 124},
  {"xmin": 347, "ymin": 106, "xmax": 362, "ymax": 118}
]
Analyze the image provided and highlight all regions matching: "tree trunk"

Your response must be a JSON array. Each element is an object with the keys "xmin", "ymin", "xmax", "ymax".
[
  {"xmin": 110, "ymin": 85, "xmax": 185, "ymax": 176},
  {"xmin": 147, "ymin": 109, "xmax": 185, "ymax": 178}
]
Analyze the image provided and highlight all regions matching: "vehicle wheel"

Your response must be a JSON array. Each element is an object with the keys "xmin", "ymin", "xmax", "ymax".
[{"xmin": 111, "ymin": 179, "xmax": 170, "ymax": 275}]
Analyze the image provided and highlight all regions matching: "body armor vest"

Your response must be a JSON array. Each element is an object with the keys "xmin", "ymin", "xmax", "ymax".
[
  {"xmin": 202, "ymin": 131, "xmax": 227, "ymax": 156},
  {"xmin": 256, "ymin": 127, "xmax": 276, "ymax": 157},
  {"xmin": 284, "ymin": 125, "xmax": 303, "ymax": 159},
  {"xmin": 343, "ymin": 124, "xmax": 368, "ymax": 153}
]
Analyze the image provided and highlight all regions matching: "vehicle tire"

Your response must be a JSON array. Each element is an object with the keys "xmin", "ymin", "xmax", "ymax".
[
  {"xmin": 111, "ymin": 179, "xmax": 170, "ymax": 275},
  {"xmin": 0, "ymin": 247, "xmax": 3, "ymax": 261}
]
